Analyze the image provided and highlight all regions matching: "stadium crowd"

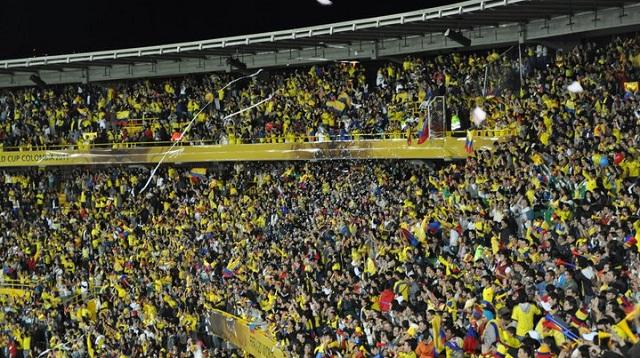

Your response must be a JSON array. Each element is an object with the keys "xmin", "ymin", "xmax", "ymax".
[
  {"xmin": 0, "ymin": 36, "xmax": 543, "ymax": 150},
  {"xmin": 1, "ymin": 34, "xmax": 640, "ymax": 358}
]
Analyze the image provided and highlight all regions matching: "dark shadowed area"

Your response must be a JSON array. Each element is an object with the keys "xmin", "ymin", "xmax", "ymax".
[{"xmin": 0, "ymin": 0, "xmax": 457, "ymax": 59}]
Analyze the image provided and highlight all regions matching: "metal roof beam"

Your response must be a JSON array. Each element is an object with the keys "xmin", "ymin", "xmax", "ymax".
[
  {"xmin": 416, "ymin": 20, "xmax": 474, "ymax": 29},
  {"xmin": 35, "ymin": 63, "xmax": 90, "ymax": 71},
  {"xmin": 513, "ymin": 3, "xmax": 599, "ymax": 11},
  {"xmin": 271, "ymin": 42, "xmax": 304, "ymax": 50},
  {"xmin": 141, "ymin": 55, "xmax": 183, "ymax": 62},
  {"xmin": 233, "ymin": 43, "xmax": 277, "ymax": 51},
  {"xmin": 97, "ymin": 58, "xmax": 158, "ymax": 66},
  {"xmin": 317, "ymin": 38, "xmax": 360, "ymax": 45},
  {"xmin": 72, "ymin": 62, "xmax": 112, "ymax": 68},
  {"xmin": 199, "ymin": 49, "xmax": 235, "ymax": 56},
  {"xmin": 318, "ymin": 33, "xmax": 375, "ymax": 41},
  {"xmin": 167, "ymin": 53, "xmax": 209, "ymax": 60},
  {"xmin": 394, "ymin": 24, "xmax": 462, "ymax": 31},
  {"xmin": 0, "ymin": 69, "xmax": 40, "ymax": 75},
  {"xmin": 444, "ymin": 17, "xmax": 509, "ymax": 24},
  {"xmin": 274, "ymin": 39, "xmax": 325, "ymax": 47},
  {"xmin": 141, "ymin": 54, "xmax": 207, "ymax": 62}
]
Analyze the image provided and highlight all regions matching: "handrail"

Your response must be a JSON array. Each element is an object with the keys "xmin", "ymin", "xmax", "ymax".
[
  {"xmin": 0, "ymin": 278, "xmax": 103, "ymax": 306},
  {"xmin": 62, "ymin": 286, "xmax": 103, "ymax": 306},
  {"xmin": 448, "ymin": 128, "xmax": 519, "ymax": 137},
  {"xmin": 113, "ymin": 117, "xmax": 160, "ymax": 126},
  {"xmin": 0, "ymin": 127, "xmax": 516, "ymax": 152},
  {"xmin": 0, "ymin": 278, "xmax": 38, "ymax": 289}
]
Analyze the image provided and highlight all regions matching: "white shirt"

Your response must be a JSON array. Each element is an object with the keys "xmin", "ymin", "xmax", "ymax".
[
  {"xmin": 492, "ymin": 209, "xmax": 505, "ymax": 223},
  {"xmin": 449, "ymin": 229, "xmax": 460, "ymax": 247},
  {"xmin": 376, "ymin": 72, "xmax": 385, "ymax": 87}
]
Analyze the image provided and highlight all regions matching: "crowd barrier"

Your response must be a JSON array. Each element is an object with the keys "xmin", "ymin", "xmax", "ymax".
[
  {"xmin": 0, "ymin": 132, "xmax": 508, "ymax": 167},
  {"xmin": 0, "ymin": 278, "xmax": 35, "ymax": 301},
  {"xmin": 0, "ymin": 127, "xmax": 517, "ymax": 152},
  {"xmin": 207, "ymin": 309, "xmax": 286, "ymax": 358},
  {"xmin": 0, "ymin": 138, "xmax": 493, "ymax": 167}
]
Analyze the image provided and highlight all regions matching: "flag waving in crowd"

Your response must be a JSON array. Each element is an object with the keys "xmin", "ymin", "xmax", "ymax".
[{"xmin": 465, "ymin": 130, "xmax": 474, "ymax": 154}]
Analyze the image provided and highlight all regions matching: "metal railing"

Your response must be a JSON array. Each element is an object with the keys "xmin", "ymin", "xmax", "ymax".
[
  {"xmin": 0, "ymin": 278, "xmax": 36, "ymax": 301},
  {"xmin": 0, "ymin": 277, "xmax": 103, "ymax": 306},
  {"xmin": 448, "ymin": 128, "xmax": 518, "ymax": 137},
  {"xmin": 0, "ymin": 277, "xmax": 37, "ymax": 290},
  {"xmin": 0, "ymin": 127, "xmax": 517, "ymax": 152},
  {"xmin": 62, "ymin": 286, "xmax": 104, "ymax": 306}
]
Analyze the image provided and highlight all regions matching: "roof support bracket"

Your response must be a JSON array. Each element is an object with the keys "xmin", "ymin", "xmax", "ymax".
[
  {"xmin": 592, "ymin": 8, "xmax": 600, "ymax": 24},
  {"xmin": 619, "ymin": 5, "xmax": 627, "ymax": 18}
]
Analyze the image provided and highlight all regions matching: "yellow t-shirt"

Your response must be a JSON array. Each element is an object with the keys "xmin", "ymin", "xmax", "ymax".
[
  {"xmin": 482, "ymin": 286, "xmax": 495, "ymax": 304},
  {"xmin": 511, "ymin": 303, "xmax": 541, "ymax": 337}
]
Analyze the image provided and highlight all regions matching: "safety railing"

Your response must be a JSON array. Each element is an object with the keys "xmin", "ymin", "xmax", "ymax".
[
  {"xmin": 448, "ymin": 128, "xmax": 519, "ymax": 137},
  {"xmin": 113, "ymin": 117, "xmax": 160, "ymax": 127},
  {"xmin": 0, "ymin": 278, "xmax": 37, "ymax": 301},
  {"xmin": 62, "ymin": 286, "xmax": 104, "ymax": 306},
  {"xmin": 0, "ymin": 127, "xmax": 517, "ymax": 152},
  {"xmin": 0, "ymin": 277, "xmax": 38, "ymax": 290},
  {"xmin": 0, "ymin": 277, "xmax": 103, "ymax": 306}
]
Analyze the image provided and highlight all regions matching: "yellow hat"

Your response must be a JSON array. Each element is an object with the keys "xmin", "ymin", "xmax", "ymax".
[{"xmin": 537, "ymin": 343, "xmax": 551, "ymax": 354}]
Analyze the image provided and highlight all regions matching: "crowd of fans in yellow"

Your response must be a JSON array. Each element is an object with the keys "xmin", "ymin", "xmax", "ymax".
[
  {"xmin": 0, "ymin": 39, "xmax": 540, "ymax": 150},
  {"xmin": 1, "ymin": 35, "xmax": 640, "ymax": 357}
]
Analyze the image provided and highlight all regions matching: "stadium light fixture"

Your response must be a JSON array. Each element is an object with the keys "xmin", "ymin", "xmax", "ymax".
[
  {"xmin": 30, "ymin": 74, "xmax": 47, "ymax": 87},
  {"xmin": 226, "ymin": 57, "xmax": 248, "ymax": 71},
  {"xmin": 444, "ymin": 28, "xmax": 471, "ymax": 47}
]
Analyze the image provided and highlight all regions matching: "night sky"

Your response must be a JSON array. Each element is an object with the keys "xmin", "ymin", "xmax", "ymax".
[{"xmin": 0, "ymin": 0, "xmax": 457, "ymax": 60}]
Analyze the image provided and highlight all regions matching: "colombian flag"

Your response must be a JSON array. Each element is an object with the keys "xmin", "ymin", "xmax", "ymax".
[
  {"xmin": 544, "ymin": 314, "xmax": 580, "ymax": 341},
  {"xmin": 189, "ymin": 168, "xmax": 207, "ymax": 184},
  {"xmin": 417, "ymin": 118, "xmax": 430, "ymax": 144},
  {"xmin": 462, "ymin": 325, "xmax": 479, "ymax": 353},
  {"xmin": 464, "ymin": 130, "xmax": 474, "ymax": 154},
  {"xmin": 222, "ymin": 267, "xmax": 235, "ymax": 278},
  {"xmin": 400, "ymin": 228, "xmax": 419, "ymax": 247}
]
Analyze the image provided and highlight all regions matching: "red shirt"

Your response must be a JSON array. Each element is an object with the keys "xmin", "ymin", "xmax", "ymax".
[{"xmin": 8, "ymin": 341, "xmax": 17, "ymax": 358}]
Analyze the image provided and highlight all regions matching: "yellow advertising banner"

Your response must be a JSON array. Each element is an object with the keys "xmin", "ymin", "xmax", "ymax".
[
  {"xmin": 0, "ymin": 137, "xmax": 497, "ymax": 167},
  {"xmin": 207, "ymin": 309, "xmax": 286, "ymax": 358}
]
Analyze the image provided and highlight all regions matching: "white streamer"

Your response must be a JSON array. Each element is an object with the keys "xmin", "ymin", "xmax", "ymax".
[
  {"xmin": 138, "ymin": 69, "xmax": 268, "ymax": 195},
  {"xmin": 38, "ymin": 334, "xmax": 84, "ymax": 357},
  {"xmin": 220, "ymin": 69, "xmax": 262, "ymax": 92},
  {"xmin": 222, "ymin": 95, "xmax": 273, "ymax": 126},
  {"xmin": 37, "ymin": 151, "xmax": 70, "ymax": 163}
]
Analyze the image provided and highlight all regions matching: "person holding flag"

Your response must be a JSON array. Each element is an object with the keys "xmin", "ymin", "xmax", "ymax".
[
  {"xmin": 465, "ymin": 130, "xmax": 474, "ymax": 154},
  {"xmin": 417, "ymin": 115, "xmax": 430, "ymax": 145}
]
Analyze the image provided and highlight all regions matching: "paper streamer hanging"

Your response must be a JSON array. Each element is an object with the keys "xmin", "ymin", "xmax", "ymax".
[
  {"xmin": 471, "ymin": 106, "xmax": 487, "ymax": 126},
  {"xmin": 567, "ymin": 81, "xmax": 584, "ymax": 93},
  {"xmin": 38, "ymin": 335, "xmax": 84, "ymax": 357},
  {"xmin": 138, "ymin": 69, "xmax": 269, "ymax": 195}
]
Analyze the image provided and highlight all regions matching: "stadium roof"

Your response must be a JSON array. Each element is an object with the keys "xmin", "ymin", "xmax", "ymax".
[{"xmin": 1, "ymin": 0, "xmax": 639, "ymax": 87}]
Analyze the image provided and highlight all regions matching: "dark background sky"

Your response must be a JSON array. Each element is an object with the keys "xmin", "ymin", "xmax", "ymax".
[{"xmin": 0, "ymin": 0, "xmax": 456, "ymax": 60}]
